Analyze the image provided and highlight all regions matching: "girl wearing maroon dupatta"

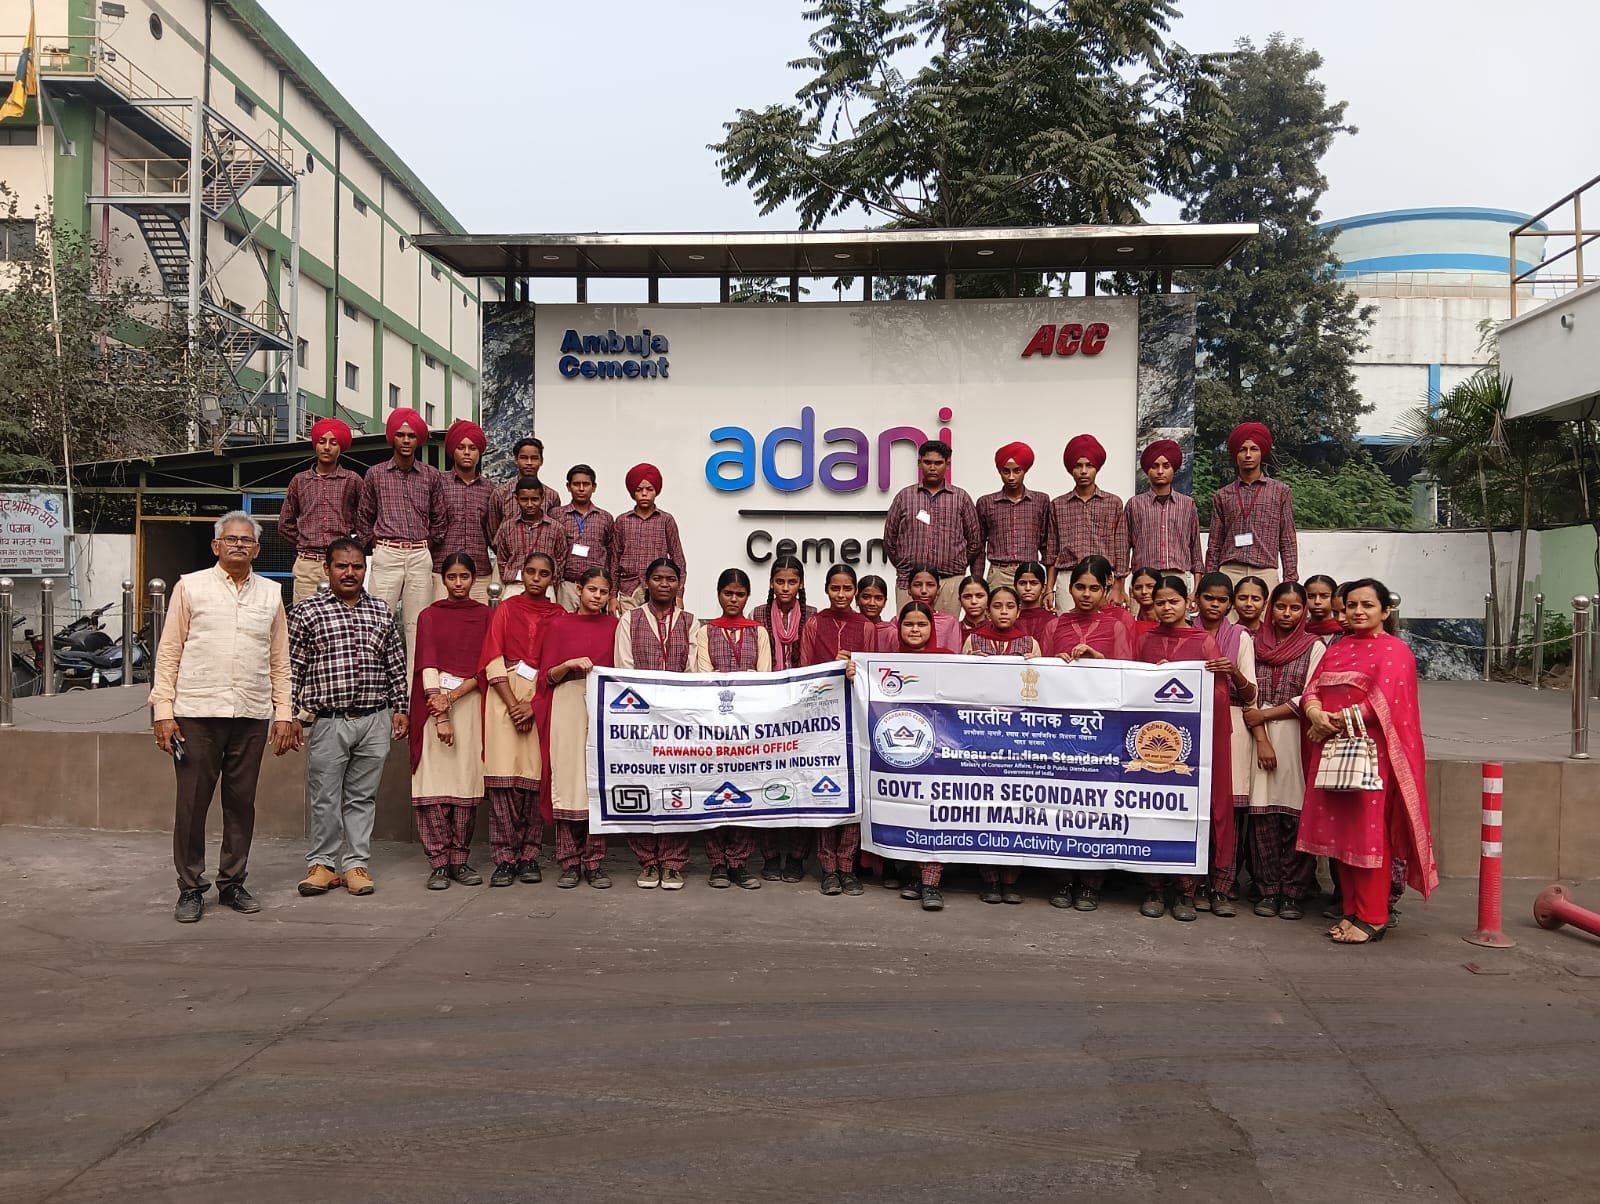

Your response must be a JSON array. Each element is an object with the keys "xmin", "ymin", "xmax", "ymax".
[
  {"xmin": 962, "ymin": 586, "xmax": 1041, "ymax": 659},
  {"xmin": 481, "ymin": 552, "xmax": 564, "ymax": 888},
  {"xmin": 751, "ymin": 554, "xmax": 815, "ymax": 881},
  {"xmin": 614, "ymin": 557, "xmax": 700, "ymax": 889},
  {"xmin": 1128, "ymin": 567, "xmax": 1162, "ymax": 640},
  {"xmin": 1013, "ymin": 561, "xmax": 1055, "ymax": 645},
  {"xmin": 1304, "ymin": 574, "xmax": 1342, "ymax": 638},
  {"xmin": 1242, "ymin": 581, "xmax": 1325, "ymax": 919},
  {"xmin": 1135, "ymin": 576, "xmax": 1235, "ymax": 922},
  {"xmin": 804, "ymin": 565, "xmax": 876, "ymax": 897},
  {"xmin": 692, "ymin": 568, "xmax": 771, "ymax": 891},
  {"xmin": 1298, "ymin": 578, "xmax": 1437, "ymax": 945},
  {"xmin": 856, "ymin": 575, "xmax": 896, "ymax": 652},
  {"xmin": 537, "ymin": 566, "xmax": 620, "ymax": 890},
  {"xmin": 410, "ymin": 554, "xmax": 491, "ymax": 889},
  {"xmin": 884, "ymin": 602, "xmax": 957, "ymax": 912},
  {"xmin": 1193, "ymin": 572, "xmax": 1259, "ymax": 913},
  {"xmin": 957, "ymin": 575, "xmax": 991, "ymax": 647}
]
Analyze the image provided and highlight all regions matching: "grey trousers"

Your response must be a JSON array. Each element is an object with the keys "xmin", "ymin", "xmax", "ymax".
[{"xmin": 306, "ymin": 709, "xmax": 391, "ymax": 872}]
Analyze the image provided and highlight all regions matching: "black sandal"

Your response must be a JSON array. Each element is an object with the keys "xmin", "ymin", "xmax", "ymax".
[{"xmin": 1330, "ymin": 918, "xmax": 1386, "ymax": 945}]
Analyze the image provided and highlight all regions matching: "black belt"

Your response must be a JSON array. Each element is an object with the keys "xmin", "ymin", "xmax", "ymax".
[{"xmin": 312, "ymin": 703, "xmax": 388, "ymax": 720}]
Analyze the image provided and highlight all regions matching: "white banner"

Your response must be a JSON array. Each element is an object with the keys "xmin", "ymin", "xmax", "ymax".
[
  {"xmin": 0, "ymin": 490, "xmax": 68, "ymax": 576},
  {"xmin": 587, "ymin": 663, "xmax": 858, "ymax": 834},
  {"xmin": 852, "ymin": 654, "xmax": 1213, "ymax": 872}
]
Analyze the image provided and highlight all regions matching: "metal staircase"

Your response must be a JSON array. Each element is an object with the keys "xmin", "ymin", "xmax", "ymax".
[{"xmin": 129, "ymin": 208, "xmax": 191, "ymax": 297}]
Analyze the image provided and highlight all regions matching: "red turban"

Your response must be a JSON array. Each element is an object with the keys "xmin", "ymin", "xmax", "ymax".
[
  {"xmin": 1228, "ymin": 422, "xmax": 1272, "ymax": 459},
  {"xmin": 385, "ymin": 406, "xmax": 428, "ymax": 444},
  {"xmin": 444, "ymin": 419, "xmax": 486, "ymax": 457},
  {"xmin": 1063, "ymin": 434, "xmax": 1106, "ymax": 470},
  {"xmin": 1140, "ymin": 439, "xmax": 1182, "ymax": 472},
  {"xmin": 309, "ymin": 417, "xmax": 352, "ymax": 451},
  {"xmin": 994, "ymin": 441, "xmax": 1035, "ymax": 470},
  {"xmin": 625, "ymin": 463, "xmax": 663, "ymax": 495}
]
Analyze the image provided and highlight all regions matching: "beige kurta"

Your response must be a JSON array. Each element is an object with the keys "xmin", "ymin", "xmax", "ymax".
[
  {"xmin": 548, "ymin": 677, "xmax": 591, "ymax": 820},
  {"xmin": 1228, "ymin": 637, "xmax": 1258, "ymax": 808},
  {"xmin": 411, "ymin": 667, "xmax": 485, "ymax": 806},
  {"xmin": 482, "ymin": 655, "xmax": 541, "ymax": 790},
  {"xmin": 1249, "ymin": 640, "xmax": 1326, "ymax": 815}
]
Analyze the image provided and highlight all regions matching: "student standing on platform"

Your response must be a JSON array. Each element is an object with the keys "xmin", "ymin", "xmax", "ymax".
[
  {"xmin": 804, "ymin": 564, "xmax": 874, "ymax": 898},
  {"xmin": 489, "ymin": 437, "xmax": 563, "ymax": 536},
  {"xmin": 1136, "ymin": 576, "xmax": 1236, "ymax": 922},
  {"xmin": 409, "ymin": 553, "xmax": 490, "ymax": 889},
  {"xmin": 611, "ymin": 463, "xmax": 687, "ymax": 614},
  {"xmin": 481, "ymin": 552, "xmax": 563, "ymax": 887},
  {"xmin": 279, "ymin": 418, "xmax": 362, "ymax": 605},
  {"xmin": 692, "ymin": 568, "xmax": 771, "ymax": 891},
  {"xmin": 538, "ymin": 566, "xmax": 619, "ymax": 889},
  {"xmin": 882, "ymin": 439, "xmax": 982, "ymax": 616},
  {"xmin": 752, "ymin": 555, "xmax": 815, "ymax": 880},
  {"xmin": 614, "ymin": 558, "xmax": 699, "ymax": 889},
  {"xmin": 290, "ymin": 538, "xmax": 410, "ymax": 900},
  {"xmin": 492, "ymin": 477, "xmax": 571, "ymax": 598},
  {"xmin": 435, "ymin": 420, "xmax": 496, "ymax": 604},
  {"xmin": 1124, "ymin": 439, "xmax": 1203, "ymax": 588},
  {"xmin": 357, "ymin": 407, "xmax": 446, "ymax": 671},
  {"xmin": 555, "ymin": 464, "xmax": 614, "ymax": 611},
  {"xmin": 1046, "ymin": 434, "xmax": 1128, "ymax": 611},
  {"xmin": 976, "ymin": 441, "xmax": 1050, "ymax": 591},
  {"xmin": 1243, "ymin": 581, "xmax": 1325, "ymax": 919},
  {"xmin": 1204, "ymin": 422, "xmax": 1299, "ymax": 588}
]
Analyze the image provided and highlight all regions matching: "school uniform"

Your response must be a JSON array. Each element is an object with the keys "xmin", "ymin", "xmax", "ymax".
[
  {"xmin": 612, "ymin": 508, "xmax": 687, "ymax": 611},
  {"xmin": 356, "ymin": 457, "xmax": 447, "ymax": 670},
  {"xmin": 555, "ymin": 502, "xmax": 615, "ymax": 611},
  {"xmin": 752, "ymin": 600, "xmax": 818, "ymax": 868},
  {"xmin": 692, "ymin": 621, "xmax": 773, "ymax": 872},
  {"xmin": 434, "ymin": 470, "xmax": 497, "ymax": 604},
  {"xmin": 803, "ymin": 610, "xmax": 876, "ymax": 877},
  {"xmin": 615, "ymin": 605, "xmax": 700, "ymax": 872},
  {"xmin": 481, "ymin": 594, "xmax": 564, "ymax": 871},
  {"xmin": 279, "ymin": 464, "xmax": 362, "ymax": 604},
  {"xmin": 1046, "ymin": 488, "xmax": 1128, "ymax": 612},
  {"xmin": 492, "ymin": 513, "xmax": 572, "ymax": 597},
  {"xmin": 882, "ymin": 483, "xmax": 982, "ymax": 616}
]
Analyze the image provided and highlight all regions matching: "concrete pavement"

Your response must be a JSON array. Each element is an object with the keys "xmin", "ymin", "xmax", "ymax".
[{"xmin": 3, "ymin": 828, "xmax": 1600, "ymax": 1202}]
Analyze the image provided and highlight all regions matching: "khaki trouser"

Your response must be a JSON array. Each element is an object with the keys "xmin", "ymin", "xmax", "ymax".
[
  {"xmin": 368, "ymin": 543, "xmax": 434, "ymax": 670},
  {"xmin": 1217, "ymin": 563, "xmax": 1281, "ymax": 592},
  {"xmin": 557, "ymin": 580, "xmax": 580, "ymax": 612},
  {"xmin": 895, "ymin": 573, "xmax": 964, "ymax": 619},
  {"xmin": 985, "ymin": 563, "xmax": 1018, "ymax": 592},
  {"xmin": 432, "ymin": 574, "xmax": 492, "ymax": 605},
  {"xmin": 617, "ymin": 586, "xmax": 646, "ymax": 614},
  {"xmin": 292, "ymin": 555, "xmax": 326, "ymax": 604}
]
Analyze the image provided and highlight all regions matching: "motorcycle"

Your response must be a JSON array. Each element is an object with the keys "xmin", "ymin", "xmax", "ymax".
[
  {"xmin": 10, "ymin": 615, "xmax": 49, "ymax": 697},
  {"xmin": 19, "ymin": 602, "xmax": 150, "ymax": 691}
]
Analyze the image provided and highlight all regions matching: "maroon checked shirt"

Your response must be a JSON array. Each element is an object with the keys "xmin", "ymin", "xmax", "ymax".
[
  {"xmin": 278, "ymin": 464, "xmax": 362, "ymax": 555},
  {"xmin": 1046, "ymin": 488, "xmax": 1128, "ymax": 577},
  {"xmin": 612, "ymin": 508, "xmax": 687, "ymax": 597},
  {"xmin": 882, "ymin": 483, "xmax": 982, "ymax": 583},
  {"xmin": 436, "ymin": 470, "xmax": 497, "ymax": 575},
  {"xmin": 975, "ymin": 488, "xmax": 1051, "ymax": 566},
  {"xmin": 557, "ymin": 503, "xmax": 615, "ymax": 582},
  {"xmin": 492, "ymin": 514, "xmax": 572, "ymax": 586},
  {"xmin": 1124, "ymin": 490, "xmax": 1204, "ymax": 575},
  {"xmin": 356, "ymin": 458, "xmax": 448, "ymax": 549},
  {"xmin": 1204, "ymin": 476, "xmax": 1299, "ymax": 582}
]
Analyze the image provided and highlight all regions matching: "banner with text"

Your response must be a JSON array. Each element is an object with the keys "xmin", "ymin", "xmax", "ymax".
[
  {"xmin": 588, "ymin": 663, "xmax": 858, "ymax": 834},
  {"xmin": 853, "ymin": 654, "xmax": 1213, "ymax": 873}
]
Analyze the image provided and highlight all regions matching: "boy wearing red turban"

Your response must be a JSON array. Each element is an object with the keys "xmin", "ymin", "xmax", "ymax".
[
  {"xmin": 280, "ymin": 417, "xmax": 363, "ymax": 603},
  {"xmin": 1124, "ymin": 439, "xmax": 1204, "ymax": 585},
  {"xmin": 435, "ymin": 419, "xmax": 496, "ymax": 603},
  {"xmin": 976, "ymin": 441, "xmax": 1050, "ymax": 590},
  {"xmin": 1203, "ymin": 422, "xmax": 1299, "ymax": 588},
  {"xmin": 610, "ymin": 463, "xmax": 687, "ymax": 613},
  {"xmin": 1046, "ymin": 433, "xmax": 1128, "ymax": 610},
  {"xmin": 356, "ymin": 406, "xmax": 447, "ymax": 668}
]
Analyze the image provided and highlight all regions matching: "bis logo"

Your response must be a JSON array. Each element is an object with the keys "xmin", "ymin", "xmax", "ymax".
[
  {"xmin": 609, "ymin": 687, "xmax": 651, "ymax": 714},
  {"xmin": 1152, "ymin": 678, "xmax": 1195, "ymax": 704},
  {"xmin": 872, "ymin": 708, "xmax": 936, "ymax": 770}
]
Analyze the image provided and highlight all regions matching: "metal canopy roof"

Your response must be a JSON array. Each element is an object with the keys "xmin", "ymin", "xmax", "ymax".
[{"xmin": 411, "ymin": 224, "xmax": 1257, "ymax": 280}]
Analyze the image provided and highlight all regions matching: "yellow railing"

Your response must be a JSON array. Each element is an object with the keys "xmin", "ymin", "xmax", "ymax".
[{"xmin": 1510, "ymin": 173, "xmax": 1600, "ymax": 317}]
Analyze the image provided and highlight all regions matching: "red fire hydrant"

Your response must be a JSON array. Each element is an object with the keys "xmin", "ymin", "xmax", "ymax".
[{"xmin": 1533, "ymin": 885, "xmax": 1600, "ymax": 940}]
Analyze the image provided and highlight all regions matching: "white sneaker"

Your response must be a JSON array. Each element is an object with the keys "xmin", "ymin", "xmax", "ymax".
[
  {"xmin": 636, "ymin": 866, "xmax": 661, "ymax": 889},
  {"xmin": 660, "ymin": 868, "xmax": 685, "ymax": 891}
]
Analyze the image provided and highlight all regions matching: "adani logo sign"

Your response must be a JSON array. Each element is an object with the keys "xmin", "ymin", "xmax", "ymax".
[{"xmin": 706, "ymin": 406, "xmax": 952, "ymax": 494}]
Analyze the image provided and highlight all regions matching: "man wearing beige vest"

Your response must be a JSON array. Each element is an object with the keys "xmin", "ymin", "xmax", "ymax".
[{"xmin": 151, "ymin": 512, "xmax": 301, "ymax": 923}]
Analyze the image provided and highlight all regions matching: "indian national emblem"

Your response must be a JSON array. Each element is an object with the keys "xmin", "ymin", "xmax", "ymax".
[
  {"xmin": 1020, "ymin": 667, "xmax": 1040, "ymax": 702},
  {"xmin": 717, "ymin": 687, "xmax": 736, "ymax": 715}
]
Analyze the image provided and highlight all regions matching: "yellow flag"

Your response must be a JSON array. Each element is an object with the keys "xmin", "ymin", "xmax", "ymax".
[{"xmin": 0, "ymin": 6, "xmax": 38, "ymax": 124}]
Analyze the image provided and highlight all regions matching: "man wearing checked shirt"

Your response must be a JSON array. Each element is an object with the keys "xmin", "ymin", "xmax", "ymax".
[
  {"xmin": 882, "ymin": 439, "xmax": 983, "ymax": 617},
  {"xmin": 1203, "ymin": 421, "xmax": 1299, "ymax": 589}
]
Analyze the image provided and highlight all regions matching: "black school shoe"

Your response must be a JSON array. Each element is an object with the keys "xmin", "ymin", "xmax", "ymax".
[
  {"xmin": 518, "ymin": 859, "xmax": 542, "ymax": 884},
  {"xmin": 1049, "ymin": 885, "xmax": 1074, "ymax": 909},
  {"xmin": 218, "ymin": 884, "xmax": 260, "ymax": 913},
  {"xmin": 490, "ymin": 863, "xmax": 516, "ymax": 887},
  {"xmin": 979, "ymin": 882, "xmax": 1003, "ymax": 904},
  {"xmin": 920, "ymin": 886, "xmax": 945, "ymax": 911},
  {"xmin": 729, "ymin": 866, "xmax": 761, "ymax": 890},
  {"xmin": 450, "ymin": 863, "xmax": 483, "ymax": 886},
  {"xmin": 1210, "ymin": 892, "xmax": 1236, "ymax": 918},
  {"xmin": 761, "ymin": 857, "xmax": 783, "ymax": 881},
  {"xmin": 1073, "ymin": 887, "xmax": 1099, "ymax": 912},
  {"xmin": 1171, "ymin": 895, "xmax": 1199, "ymax": 922},
  {"xmin": 839, "ymin": 872, "xmax": 864, "ymax": 896},
  {"xmin": 1001, "ymin": 885, "xmax": 1023, "ymax": 906},
  {"xmin": 427, "ymin": 867, "xmax": 451, "ymax": 890},
  {"xmin": 820, "ymin": 871, "xmax": 843, "ymax": 896},
  {"xmin": 781, "ymin": 858, "xmax": 805, "ymax": 883},
  {"xmin": 900, "ymin": 881, "xmax": 924, "ymax": 901},
  {"xmin": 708, "ymin": 865, "xmax": 732, "ymax": 889},
  {"xmin": 585, "ymin": 867, "xmax": 613, "ymax": 889},
  {"xmin": 557, "ymin": 867, "xmax": 582, "ymax": 889},
  {"xmin": 174, "ymin": 888, "xmax": 205, "ymax": 923},
  {"xmin": 1139, "ymin": 891, "xmax": 1165, "ymax": 918}
]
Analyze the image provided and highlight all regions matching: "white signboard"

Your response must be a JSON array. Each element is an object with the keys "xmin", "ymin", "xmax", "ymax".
[
  {"xmin": 531, "ymin": 299, "xmax": 1139, "ymax": 615},
  {"xmin": 0, "ymin": 490, "xmax": 68, "ymax": 576}
]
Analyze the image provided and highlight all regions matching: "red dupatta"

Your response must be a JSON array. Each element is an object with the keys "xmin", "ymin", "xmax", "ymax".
[
  {"xmin": 480, "ymin": 592, "xmax": 563, "ymax": 672},
  {"xmin": 1137, "ymin": 623, "xmax": 1233, "ymax": 849},
  {"xmin": 408, "ymin": 597, "xmax": 490, "ymax": 773},
  {"xmin": 1015, "ymin": 606, "xmax": 1054, "ymax": 643},
  {"xmin": 1306, "ymin": 616, "xmax": 1343, "ymax": 637},
  {"xmin": 803, "ymin": 609, "xmax": 875, "ymax": 665},
  {"xmin": 1298, "ymin": 632, "xmax": 1437, "ymax": 898},
  {"xmin": 530, "ymin": 609, "xmax": 619, "ymax": 821},
  {"xmin": 1046, "ymin": 609, "xmax": 1133, "ymax": 660}
]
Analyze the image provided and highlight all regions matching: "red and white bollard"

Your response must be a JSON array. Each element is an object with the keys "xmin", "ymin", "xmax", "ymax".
[
  {"xmin": 1464, "ymin": 762, "xmax": 1515, "ymax": 948},
  {"xmin": 1533, "ymin": 885, "xmax": 1600, "ymax": 940}
]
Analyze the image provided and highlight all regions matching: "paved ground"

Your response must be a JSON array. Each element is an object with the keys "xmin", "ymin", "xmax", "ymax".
[{"xmin": 4, "ymin": 829, "xmax": 1600, "ymax": 1202}]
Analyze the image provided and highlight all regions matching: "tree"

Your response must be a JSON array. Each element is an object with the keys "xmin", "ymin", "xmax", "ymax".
[
  {"xmin": 713, "ymin": 0, "xmax": 1228, "ymax": 296},
  {"xmin": 1176, "ymin": 36, "xmax": 1373, "ymax": 469},
  {"xmin": 0, "ymin": 186, "xmax": 214, "ymax": 486},
  {"xmin": 1192, "ymin": 448, "xmax": 1413, "ymax": 530}
]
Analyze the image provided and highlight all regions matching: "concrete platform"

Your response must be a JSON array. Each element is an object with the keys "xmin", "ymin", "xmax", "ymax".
[{"xmin": 2, "ymin": 827, "xmax": 1598, "ymax": 1202}]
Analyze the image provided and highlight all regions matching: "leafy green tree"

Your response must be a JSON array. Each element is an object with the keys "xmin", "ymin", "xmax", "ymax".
[
  {"xmin": 713, "ymin": 0, "xmax": 1228, "ymax": 297},
  {"xmin": 1177, "ymin": 35, "xmax": 1372, "ymax": 469},
  {"xmin": 1193, "ymin": 449, "xmax": 1412, "ymax": 531}
]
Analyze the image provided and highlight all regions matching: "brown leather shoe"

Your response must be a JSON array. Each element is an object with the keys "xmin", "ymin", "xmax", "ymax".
[
  {"xmin": 298, "ymin": 864, "xmax": 343, "ymax": 896},
  {"xmin": 344, "ymin": 867, "xmax": 375, "ymax": 896}
]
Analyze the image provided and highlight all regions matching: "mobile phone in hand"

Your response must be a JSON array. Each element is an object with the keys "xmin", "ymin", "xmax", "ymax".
[{"xmin": 171, "ymin": 736, "xmax": 187, "ymax": 764}]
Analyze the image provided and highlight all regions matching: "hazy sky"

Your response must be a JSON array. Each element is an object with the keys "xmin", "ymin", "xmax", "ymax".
[{"xmin": 264, "ymin": 0, "xmax": 1596, "ymax": 234}]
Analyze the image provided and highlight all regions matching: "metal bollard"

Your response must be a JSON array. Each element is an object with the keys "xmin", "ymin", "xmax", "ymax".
[
  {"xmin": 487, "ymin": 581, "xmax": 503, "ymax": 610},
  {"xmin": 147, "ymin": 579, "xmax": 167, "ymax": 657},
  {"xmin": 1390, "ymin": 591, "xmax": 1401, "ymax": 631},
  {"xmin": 0, "ymin": 577, "xmax": 13, "ymax": 728},
  {"xmin": 1531, "ymin": 593, "xmax": 1545, "ymax": 690},
  {"xmin": 1572, "ymin": 596, "xmax": 1591, "ymax": 760},
  {"xmin": 1483, "ymin": 593, "xmax": 1494, "ymax": 680},
  {"xmin": 1591, "ymin": 605, "xmax": 1600, "ymax": 700},
  {"xmin": 40, "ymin": 577, "xmax": 56, "ymax": 696},
  {"xmin": 120, "ymin": 580, "xmax": 135, "ymax": 688}
]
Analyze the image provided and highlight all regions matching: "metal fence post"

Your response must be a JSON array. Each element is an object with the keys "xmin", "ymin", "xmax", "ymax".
[
  {"xmin": 1483, "ymin": 593, "xmax": 1494, "ymax": 681},
  {"xmin": 0, "ymin": 578, "xmax": 14, "ymax": 728},
  {"xmin": 487, "ymin": 581, "xmax": 503, "ymax": 610},
  {"xmin": 1390, "ymin": 591, "xmax": 1401, "ymax": 631},
  {"xmin": 1531, "ymin": 593, "xmax": 1545, "ymax": 691},
  {"xmin": 1591, "ymin": 603, "xmax": 1600, "ymax": 700},
  {"xmin": 120, "ymin": 580, "xmax": 135, "ymax": 688},
  {"xmin": 40, "ymin": 577, "xmax": 56, "ymax": 696},
  {"xmin": 1572, "ymin": 596, "xmax": 1591, "ymax": 760},
  {"xmin": 147, "ymin": 579, "xmax": 167, "ymax": 658}
]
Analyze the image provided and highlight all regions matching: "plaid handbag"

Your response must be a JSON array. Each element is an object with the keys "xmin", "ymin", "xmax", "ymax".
[{"xmin": 1312, "ymin": 706, "xmax": 1384, "ymax": 792}]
